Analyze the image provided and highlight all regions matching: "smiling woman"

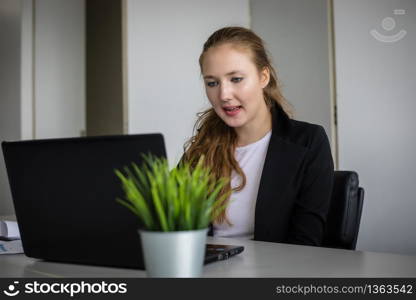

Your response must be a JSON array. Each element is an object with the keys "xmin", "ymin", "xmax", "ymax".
[{"xmin": 181, "ymin": 27, "xmax": 334, "ymax": 246}]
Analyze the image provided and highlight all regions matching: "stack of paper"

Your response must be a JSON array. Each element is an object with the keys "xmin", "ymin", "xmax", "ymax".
[
  {"xmin": 0, "ymin": 220, "xmax": 23, "ymax": 254},
  {"xmin": 0, "ymin": 220, "xmax": 21, "ymax": 240}
]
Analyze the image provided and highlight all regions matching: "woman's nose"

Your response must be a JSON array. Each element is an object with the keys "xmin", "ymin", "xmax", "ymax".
[{"xmin": 219, "ymin": 83, "xmax": 232, "ymax": 102}]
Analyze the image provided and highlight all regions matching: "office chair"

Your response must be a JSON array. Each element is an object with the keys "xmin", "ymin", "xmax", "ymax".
[{"xmin": 322, "ymin": 171, "xmax": 364, "ymax": 250}]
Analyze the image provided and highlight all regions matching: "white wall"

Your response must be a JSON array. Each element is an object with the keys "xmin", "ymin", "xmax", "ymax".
[
  {"xmin": 21, "ymin": 0, "xmax": 33, "ymax": 140},
  {"xmin": 334, "ymin": 0, "xmax": 416, "ymax": 254},
  {"xmin": 0, "ymin": 0, "xmax": 22, "ymax": 215},
  {"xmin": 126, "ymin": 0, "xmax": 250, "ymax": 166},
  {"xmin": 251, "ymin": 0, "xmax": 333, "ymax": 146},
  {"xmin": 34, "ymin": 0, "xmax": 85, "ymax": 139}
]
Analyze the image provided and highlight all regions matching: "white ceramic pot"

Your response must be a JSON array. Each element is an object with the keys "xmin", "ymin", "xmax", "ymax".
[{"xmin": 139, "ymin": 228, "xmax": 208, "ymax": 278}]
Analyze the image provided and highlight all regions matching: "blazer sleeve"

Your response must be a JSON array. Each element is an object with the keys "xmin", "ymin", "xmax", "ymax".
[{"xmin": 285, "ymin": 126, "xmax": 334, "ymax": 246}]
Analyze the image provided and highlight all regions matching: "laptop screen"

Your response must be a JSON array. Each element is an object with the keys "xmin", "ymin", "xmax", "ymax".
[{"xmin": 2, "ymin": 134, "xmax": 166, "ymax": 269}]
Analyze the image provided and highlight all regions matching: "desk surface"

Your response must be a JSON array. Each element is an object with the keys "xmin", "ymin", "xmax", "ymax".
[{"xmin": 1, "ymin": 237, "xmax": 416, "ymax": 277}]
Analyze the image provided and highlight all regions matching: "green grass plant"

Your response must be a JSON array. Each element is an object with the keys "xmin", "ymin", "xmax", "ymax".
[{"xmin": 115, "ymin": 155, "xmax": 229, "ymax": 231}]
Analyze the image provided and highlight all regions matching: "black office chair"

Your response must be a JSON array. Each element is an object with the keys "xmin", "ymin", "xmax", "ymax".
[{"xmin": 322, "ymin": 171, "xmax": 364, "ymax": 250}]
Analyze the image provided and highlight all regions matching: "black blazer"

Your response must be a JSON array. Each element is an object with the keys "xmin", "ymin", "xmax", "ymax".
[{"xmin": 210, "ymin": 103, "xmax": 334, "ymax": 247}]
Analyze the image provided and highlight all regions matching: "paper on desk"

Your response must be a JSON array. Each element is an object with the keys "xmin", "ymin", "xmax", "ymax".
[
  {"xmin": 0, "ymin": 220, "xmax": 20, "ymax": 239},
  {"xmin": 0, "ymin": 239, "xmax": 23, "ymax": 254}
]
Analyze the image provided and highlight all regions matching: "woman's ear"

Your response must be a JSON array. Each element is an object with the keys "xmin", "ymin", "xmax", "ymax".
[{"xmin": 260, "ymin": 67, "xmax": 270, "ymax": 88}]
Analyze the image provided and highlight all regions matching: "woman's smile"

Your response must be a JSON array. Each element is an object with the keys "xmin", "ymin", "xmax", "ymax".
[{"xmin": 223, "ymin": 105, "xmax": 243, "ymax": 116}]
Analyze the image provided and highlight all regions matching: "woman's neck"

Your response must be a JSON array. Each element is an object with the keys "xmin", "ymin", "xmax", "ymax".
[{"xmin": 235, "ymin": 108, "xmax": 272, "ymax": 147}]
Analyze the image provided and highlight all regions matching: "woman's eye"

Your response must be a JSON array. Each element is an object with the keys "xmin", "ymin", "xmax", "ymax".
[
  {"xmin": 231, "ymin": 77, "xmax": 243, "ymax": 83},
  {"xmin": 206, "ymin": 81, "xmax": 218, "ymax": 87}
]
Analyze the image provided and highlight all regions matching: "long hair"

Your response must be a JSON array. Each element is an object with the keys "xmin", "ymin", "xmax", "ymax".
[{"xmin": 183, "ymin": 27, "xmax": 292, "ymax": 224}]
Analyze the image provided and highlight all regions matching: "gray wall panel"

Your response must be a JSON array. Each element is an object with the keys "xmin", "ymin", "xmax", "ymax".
[
  {"xmin": 334, "ymin": 0, "xmax": 416, "ymax": 254},
  {"xmin": 251, "ymin": 0, "xmax": 333, "ymax": 143}
]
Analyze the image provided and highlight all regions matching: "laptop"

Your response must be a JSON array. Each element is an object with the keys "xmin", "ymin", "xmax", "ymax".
[{"xmin": 1, "ymin": 134, "xmax": 243, "ymax": 269}]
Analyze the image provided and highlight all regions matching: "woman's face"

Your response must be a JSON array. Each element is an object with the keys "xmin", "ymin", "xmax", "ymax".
[{"xmin": 201, "ymin": 43, "xmax": 270, "ymax": 130}]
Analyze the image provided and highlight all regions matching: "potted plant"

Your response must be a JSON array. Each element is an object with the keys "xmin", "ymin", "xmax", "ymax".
[{"xmin": 114, "ymin": 155, "xmax": 228, "ymax": 277}]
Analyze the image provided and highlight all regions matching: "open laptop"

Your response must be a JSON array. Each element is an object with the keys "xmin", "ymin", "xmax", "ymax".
[{"xmin": 1, "ymin": 134, "xmax": 243, "ymax": 269}]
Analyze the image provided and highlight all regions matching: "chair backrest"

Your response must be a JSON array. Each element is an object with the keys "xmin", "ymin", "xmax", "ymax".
[{"xmin": 322, "ymin": 171, "xmax": 364, "ymax": 250}]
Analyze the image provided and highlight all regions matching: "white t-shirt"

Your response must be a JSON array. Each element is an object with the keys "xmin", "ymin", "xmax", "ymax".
[{"xmin": 213, "ymin": 131, "xmax": 272, "ymax": 239}]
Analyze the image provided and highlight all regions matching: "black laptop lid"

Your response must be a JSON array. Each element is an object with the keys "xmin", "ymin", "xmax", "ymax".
[{"xmin": 2, "ymin": 134, "xmax": 166, "ymax": 269}]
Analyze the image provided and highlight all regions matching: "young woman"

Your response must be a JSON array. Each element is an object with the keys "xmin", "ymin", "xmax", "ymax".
[{"xmin": 182, "ymin": 27, "xmax": 334, "ymax": 246}]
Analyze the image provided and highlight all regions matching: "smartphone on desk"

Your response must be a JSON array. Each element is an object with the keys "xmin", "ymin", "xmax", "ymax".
[{"xmin": 204, "ymin": 244, "xmax": 244, "ymax": 264}]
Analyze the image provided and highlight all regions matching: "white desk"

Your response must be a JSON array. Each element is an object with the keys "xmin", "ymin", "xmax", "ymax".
[{"xmin": 1, "ymin": 237, "xmax": 416, "ymax": 277}]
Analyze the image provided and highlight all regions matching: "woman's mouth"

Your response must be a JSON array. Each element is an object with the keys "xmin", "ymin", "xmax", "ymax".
[{"xmin": 223, "ymin": 106, "xmax": 242, "ymax": 116}]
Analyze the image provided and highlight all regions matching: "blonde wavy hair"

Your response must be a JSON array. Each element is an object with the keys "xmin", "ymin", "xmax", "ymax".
[{"xmin": 182, "ymin": 27, "xmax": 292, "ymax": 224}]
